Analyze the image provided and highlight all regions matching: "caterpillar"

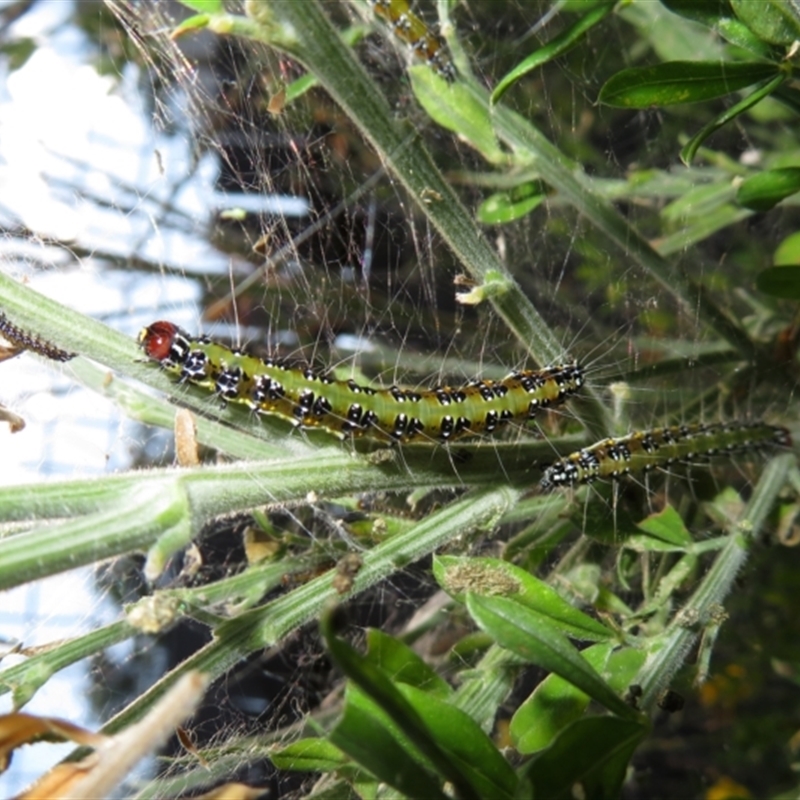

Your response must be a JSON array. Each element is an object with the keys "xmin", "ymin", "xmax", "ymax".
[
  {"xmin": 138, "ymin": 321, "xmax": 583, "ymax": 444},
  {"xmin": 0, "ymin": 312, "xmax": 75, "ymax": 363},
  {"xmin": 540, "ymin": 421, "xmax": 792, "ymax": 490},
  {"xmin": 368, "ymin": 0, "xmax": 457, "ymax": 82}
]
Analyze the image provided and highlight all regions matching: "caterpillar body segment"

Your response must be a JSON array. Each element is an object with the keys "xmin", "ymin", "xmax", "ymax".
[{"xmin": 368, "ymin": 0, "xmax": 457, "ymax": 81}]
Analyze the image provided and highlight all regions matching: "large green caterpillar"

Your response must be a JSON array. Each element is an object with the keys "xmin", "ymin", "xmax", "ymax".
[
  {"xmin": 138, "ymin": 321, "xmax": 583, "ymax": 443},
  {"xmin": 540, "ymin": 421, "xmax": 792, "ymax": 490}
]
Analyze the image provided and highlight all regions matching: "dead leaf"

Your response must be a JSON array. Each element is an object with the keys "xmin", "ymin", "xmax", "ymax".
[{"xmin": 0, "ymin": 712, "xmax": 106, "ymax": 774}]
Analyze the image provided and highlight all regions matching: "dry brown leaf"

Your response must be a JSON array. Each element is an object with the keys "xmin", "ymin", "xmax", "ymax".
[
  {"xmin": 9, "ymin": 672, "xmax": 208, "ymax": 799},
  {"xmin": 176, "ymin": 725, "xmax": 208, "ymax": 767},
  {"xmin": 0, "ymin": 344, "xmax": 22, "ymax": 362},
  {"xmin": 15, "ymin": 758, "xmax": 98, "ymax": 800},
  {"xmin": 0, "ymin": 712, "xmax": 107, "ymax": 773},
  {"xmin": 0, "ymin": 404, "xmax": 25, "ymax": 432},
  {"xmin": 68, "ymin": 671, "xmax": 208, "ymax": 798}
]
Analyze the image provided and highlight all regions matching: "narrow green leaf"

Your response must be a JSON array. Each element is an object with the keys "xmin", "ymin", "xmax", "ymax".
[
  {"xmin": 737, "ymin": 167, "xmax": 800, "ymax": 211},
  {"xmin": 410, "ymin": 67, "xmax": 508, "ymax": 165},
  {"xmin": 756, "ymin": 266, "xmax": 800, "ymax": 300},
  {"xmin": 715, "ymin": 17, "xmax": 778, "ymax": 57},
  {"xmin": 602, "ymin": 646, "xmax": 650, "ymax": 695},
  {"xmin": 365, "ymin": 629, "xmax": 452, "ymax": 697},
  {"xmin": 731, "ymin": 0, "xmax": 800, "ymax": 44},
  {"xmin": 491, "ymin": 2, "xmax": 615, "ymax": 105},
  {"xmin": 634, "ymin": 505, "xmax": 693, "ymax": 548},
  {"xmin": 774, "ymin": 231, "xmax": 800, "ymax": 265},
  {"xmin": 522, "ymin": 716, "xmax": 649, "ymax": 800},
  {"xmin": 661, "ymin": 181, "xmax": 737, "ymax": 225},
  {"xmin": 345, "ymin": 684, "xmax": 516, "ymax": 800},
  {"xmin": 599, "ymin": 61, "xmax": 781, "ymax": 107},
  {"xmin": 435, "ymin": 555, "xmax": 614, "ymax": 642},
  {"xmin": 285, "ymin": 73, "xmax": 317, "ymax": 103},
  {"xmin": 624, "ymin": 535, "xmax": 691, "ymax": 555},
  {"xmin": 321, "ymin": 610, "xmax": 482, "ymax": 800},
  {"xmin": 680, "ymin": 72, "xmax": 787, "ymax": 165},
  {"xmin": 269, "ymin": 738, "xmax": 349, "ymax": 772},
  {"xmin": 511, "ymin": 643, "xmax": 648, "ymax": 755},
  {"xmin": 510, "ymin": 642, "xmax": 614, "ymax": 754},
  {"xmin": 773, "ymin": 84, "xmax": 800, "ymax": 115},
  {"xmin": 477, "ymin": 183, "xmax": 547, "ymax": 224},
  {"xmin": 466, "ymin": 594, "xmax": 638, "ymax": 719},
  {"xmin": 657, "ymin": 203, "xmax": 751, "ymax": 252},
  {"xmin": 170, "ymin": 12, "xmax": 211, "ymax": 37},
  {"xmin": 329, "ymin": 701, "xmax": 449, "ymax": 800},
  {"xmin": 176, "ymin": 0, "xmax": 222, "ymax": 11},
  {"xmin": 397, "ymin": 685, "xmax": 518, "ymax": 800},
  {"xmin": 660, "ymin": 0, "xmax": 776, "ymax": 56},
  {"xmin": 660, "ymin": 0, "xmax": 734, "ymax": 27}
]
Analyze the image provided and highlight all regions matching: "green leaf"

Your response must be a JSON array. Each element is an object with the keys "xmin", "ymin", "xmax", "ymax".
[
  {"xmin": 602, "ymin": 646, "xmax": 650, "ymax": 694},
  {"xmin": 365, "ymin": 629, "xmax": 452, "ymax": 697},
  {"xmin": 465, "ymin": 594, "xmax": 638, "ymax": 719},
  {"xmin": 737, "ymin": 167, "xmax": 800, "ymax": 211},
  {"xmin": 510, "ymin": 642, "xmax": 613, "ymax": 754},
  {"xmin": 435, "ymin": 555, "xmax": 613, "ymax": 641},
  {"xmin": 329, "ymin": 699, "xmax": 449, "ymax": 800},
  {"xmin": 170, "ymin": 12, "xmax": 212, "ymax": 37},
  {"xmin": 344, "ymin": 684, "xmax": 518, "ymax": 800},
  {"xmin": 269, "ymin": 738, "xmax": 350, "ymax": 772},
  {"xmin": 396, "ymin": 686, "xmax": 518, "ymax": 800},
  {"xmin": 176, "ymin": 0, "xmax": 223, "ymax": 11},
  {"xmin": 661, "ymin": 182, "xmax": 737, "ymax": 225},
  {"xmin": 715, "ymin": 17, "xmax": 778, "ymax": 57},
  {"xmin": 511, "ymin": 644, "xmax": 648, "ymax": 754},
  {"xmin": 599, "ymin": 61, "xmax": 781, "ymax": 107},
  {"xmin": 680, "ymin": 72, "xmax": 787, "ymax": 165},
  {"xmin": 660, "ymin": 0, "xmax": 776, "ymax": 56},
  {"xmin": 660, "ymin": 0, "xmax": 733, "ymax": 27},
  {"xmin": 477, "ymin": 182, "xmax": 548, "ymax": 224},
  {"xmin": 774, "ymin": 231, "xmax": 800, "ymax": 265},
  {"xmin": 756, "ymin": 266, "xmax": 800, "ymax": 300},
  {"xmin": 491, "ymin": 2, "xmax": 615, "ymax": 104},
  {"xmin": 632, "ymin": 505, "xmax": 694, "ymax": 550},
  {"xmin": 410, "ymin": 67, "xmax": 508, "ymax": 165},
  {"xmin": 773, "ymin": 84, "xmax": 800, "ymax": 115},
  {"xmin": 730, "ymin": 0, "xmax": 800, "ymax": 44},
  {"xmin": 521, "ymin": 716, "xmax": 649, "ymax": 800},
  {"xmin": 321, "ymin": 610, "xmax": 481, "ymax": 800}
]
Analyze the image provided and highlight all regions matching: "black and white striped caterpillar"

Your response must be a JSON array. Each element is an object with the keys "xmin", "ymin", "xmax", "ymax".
[
  {"xmin": 138, "ymin": 320, "xmax": 583, "ymax": 444},
  {"xmin": 540, "ymin": 421, "xmax": 792, "ymax": 490}
]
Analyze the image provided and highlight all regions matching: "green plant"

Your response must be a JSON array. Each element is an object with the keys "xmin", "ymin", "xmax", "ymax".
[{"xmin": 1, "ymin": 1, "xmax": 799, "ymax": 797}]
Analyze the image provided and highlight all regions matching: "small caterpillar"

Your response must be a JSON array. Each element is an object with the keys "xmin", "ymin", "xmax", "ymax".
[
  {"xmin": 0, "ymin": 313, "xmax": 75, "ymax": 363},
  {"xmin": 138, "ymin": 321, "xmax": 583, "ymax": 444},
  {"xmin": 540, "ymin": 421, "xmax": 792, "ymax": 490},
  {"xmin": 368, "ymin": 0, "xmax": 457, "ymax": 82}
]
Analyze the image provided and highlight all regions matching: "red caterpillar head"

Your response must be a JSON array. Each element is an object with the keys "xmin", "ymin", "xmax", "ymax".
[{"xmin": 138, "ymin": 321, "xmax": 190, "ymax": 365}]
